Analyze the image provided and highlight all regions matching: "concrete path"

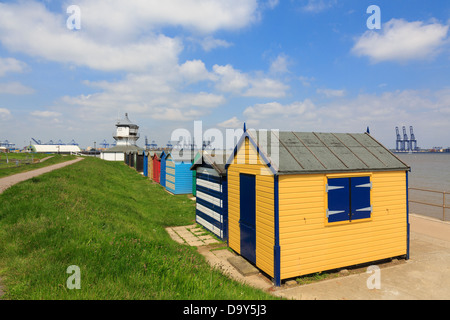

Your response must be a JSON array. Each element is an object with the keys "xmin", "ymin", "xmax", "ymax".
[
  {"xmin": 166, "ymin": 224, "xmax": 220, "ymax": 246},
  {"xmin": 0, "ymin": 157, "xmax": 83, "ymax": 194}
]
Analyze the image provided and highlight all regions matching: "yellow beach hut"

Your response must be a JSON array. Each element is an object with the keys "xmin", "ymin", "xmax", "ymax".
[{"xmin": 225, "ymin": 128, "xmax": 410, "ymax": 286}]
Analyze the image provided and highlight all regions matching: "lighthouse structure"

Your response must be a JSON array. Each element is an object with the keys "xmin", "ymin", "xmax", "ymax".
[
  {"xmin": 113, "ymin": 113, "xmax": 140, "ymax": 146},
  {"xmin": 100, "ymin": 113, "xmax": 143, "ymax": 161}
]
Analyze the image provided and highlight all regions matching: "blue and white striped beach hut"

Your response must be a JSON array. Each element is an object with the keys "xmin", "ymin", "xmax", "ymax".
[{"xmin": 190, "ymin": 151, "xmax": 228, "ymax": 241}]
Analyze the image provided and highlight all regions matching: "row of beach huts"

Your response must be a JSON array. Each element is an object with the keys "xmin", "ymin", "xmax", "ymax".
[{"xmin": 122, "ymin": 128, "xmax": 411, "ymax": 286}]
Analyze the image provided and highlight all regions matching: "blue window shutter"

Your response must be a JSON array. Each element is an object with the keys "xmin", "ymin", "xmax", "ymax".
[
  {"xmin": 350, "ymin": 176, "xmax": 372, "ymax": 220},
  {"xmin": 327, "ymin": 178, "xmax": 350, "ymax": 222}
]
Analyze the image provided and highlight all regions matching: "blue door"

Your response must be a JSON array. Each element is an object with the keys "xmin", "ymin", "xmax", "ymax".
[
  {"xmin": 160, "ymin": 153, "xmax": 166, "ymax": 187},
  {"xmin": 351, "ymin": 176, "xmax": 372, "ymax": 220},
  {"xmin": 143, "ymin": 153, "xmax": 148, "ymax": 177},
  {"xmin": 327, "ymin": 177, "xmax": 350, "ymax": 223},
  {"xmin": 240, "ymin": 174, "xmax": 256, "ymax": 264}
]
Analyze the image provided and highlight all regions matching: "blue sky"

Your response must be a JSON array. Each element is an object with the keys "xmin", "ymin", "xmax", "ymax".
[{"xmin": 0, "ymin": 0, "xmax": 449, "ymax": 149}]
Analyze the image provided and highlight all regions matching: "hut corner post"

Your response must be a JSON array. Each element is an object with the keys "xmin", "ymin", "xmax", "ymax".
[
  {"xmin": 274, "ymin": 175, "xmax": 281, "ymax": 286},
  {"xmin": 406, "ymin": 170, "xmax": 410, "ymax": 260}
]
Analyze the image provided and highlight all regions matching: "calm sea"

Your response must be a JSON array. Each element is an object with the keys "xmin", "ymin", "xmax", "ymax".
[{"xmin": 396, "ymin": 153, "xmax": 450, "ymax": 221}]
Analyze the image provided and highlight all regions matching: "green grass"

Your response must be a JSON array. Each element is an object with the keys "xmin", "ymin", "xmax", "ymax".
[
  {"xmin": 0, "ymin": 157, "xmax": 276, "ymax": 300},
  {"xmin": 0, "ymin": 154, "xmax": 77, "ymax": 178},
  {"xmin": 0, "ymin": 153, "xmax": 50, "ymax": 160}
]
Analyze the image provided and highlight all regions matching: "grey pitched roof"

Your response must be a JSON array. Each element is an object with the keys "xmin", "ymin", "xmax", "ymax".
[
  {"xmin": 246, "ymin": 130, "xmax": 409, "ymax": 174},
  {"xmin": 116, "ymin": 113, "xmax": 138, "ymax": 128},
  {"xmin": 102, "ymin": 145, "xmax": 143, "ymax": 153},
  {"xmin": 190, "ymin": 150, "xmax": 228, "ymax": 175}
]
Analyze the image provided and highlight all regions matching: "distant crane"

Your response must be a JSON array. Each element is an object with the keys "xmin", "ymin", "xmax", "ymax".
[
  {"xmin": 409, "ymin": 126, "xmax": 418, "ymax": 151},
  {"xmin": 395, "ymin": 127, "xmax": 402, "ymax": 151},
  {"xmin": 31, "ymin": 138, "xmax": 42, "ymax": 145},
  {"xmin": 69, "ymin": 139, "xmax": 79, "ymax": 146},
  {"xmin": 402, "ymin": 126, "xmax": 410, "ymax": 152},
  {"xmin": 99, "ymin": 140, "xmax": 109, "ymax": 148},
  {"xmin": 395, "ymin": 126, "xmax": 419, "ymax": 152}
]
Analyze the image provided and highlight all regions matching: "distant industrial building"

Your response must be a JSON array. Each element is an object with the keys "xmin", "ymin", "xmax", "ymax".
[
  {"xmin": 29, "ymin": 137, "xmax": 81, "ymax": 154},
  {"xmin": 30, "ymin": 144, "xmax": 81, "ymax": 154},
  {"xmin": 100, "ymin": 113, "xmax": 143, "ymax": 161}
]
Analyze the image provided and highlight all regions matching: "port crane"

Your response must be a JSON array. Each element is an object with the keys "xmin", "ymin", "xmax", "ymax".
[
  {"xmin": 395, "ymin": 126, "xmax": 419, "ymax": 152},
  {"xmin": 395, "ymin": 127, "xmax": 402, "ymax": 151},
  {"xmin": 409, "ymin": 126, "xmax": 417, "ymax": 151},
  {"xmin": 402, "ymin": 126, "xmax": 410, "ymax": 152},
  {"xmin": 99, "ymin": 140, "xmax": 109, "ymax": 148}
]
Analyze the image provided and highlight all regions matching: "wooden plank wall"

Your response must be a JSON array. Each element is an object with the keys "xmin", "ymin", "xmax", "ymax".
[{"xmin": 278, "ymin": 171, "xmax": 407, "ymax": 279}]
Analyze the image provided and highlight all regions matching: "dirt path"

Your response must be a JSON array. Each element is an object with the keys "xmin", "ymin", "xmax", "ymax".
[
  {"xmin": 0, "ymin": 157, "xmax": 84, "ymax": 194},
  {"xmin": 39, "ymin": 156, "xmax": 54, "ymax": 163}
]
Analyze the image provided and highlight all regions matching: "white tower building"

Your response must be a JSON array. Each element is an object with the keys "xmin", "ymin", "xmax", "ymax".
[
  {"xmin": 113, "ymin": 113, "xmax": 140, "ymax": 146},
  {"xmin": 101, "ymin": 113, "xmax": 143, "ymax": 161}
]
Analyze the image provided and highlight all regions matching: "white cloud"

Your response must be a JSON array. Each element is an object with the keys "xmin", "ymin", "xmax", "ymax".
[
  {"xmin": 298, "ymin": 75, "xmax": 315, "ymax": 87},
  {"xmin": 0, "ymin": 82, "xmax": 35, "ymax": 95},
  {"xmin": 243, "ymin": 78, "xmax": 289, "ymax": 98},
  {"xmin": 0, "ymin": 1, "xmax": 182, "ymax": 72},
  {"xmin": 212, "ymin": 64, "xmax": 289, "ymax": 97},
  {"xmin": 182, "ymin": 92, "xmax": 225, "ymax": 108},
  {"xmin": 217, "ymin": 116, "xmax": 242, "ymax": 128},
  {"xmin": 179, "ymin": 60, "xmax": 216, "ymax": 83},
  {"xmin": 0, "ymin": 107, "xmax": 11, "ymax": 120},
  {"xmin": 212, "ymin": 64, "xmax": 250, "ymax": 93},
  {"xmin": 74, "ymin": 0, "xmax": 260, "ymax": 37},
  {"xmin": 269, "ymin": 54, "xmax": 290, "ymax": 74},
  {"xmin": 0, "ymin": 57, "xmax": 27, "ymax": 77},
  {"xmin": 0, "ymin": 0, "xmax": 289, "ymax": 131},
  {"xmin": 301, "ymin": 0, "xmax": 337, "ymax": 13},
  {"xmin": 260, "ymin": 0, "xmax": 279, "ymax": 10},
  {"xmin": 352, "ymin": 19, "xmax": 449, "ymax": 63},
  {"xmin": 61, "ymin": 70, "xmax": 227, "ymax": 122},
  {"xmin": 199, "ymin": 36, "xmax": 233, "ymax": 52},
  {"xmin": 0, "ymin": 1, "xmax": 264, "ymax": 73},
  {"xmin": 316, "ymin": 88, "xmax": 346, "ymax": 97},
  {"xmin": 244, "ymin": 100, "xmax": 316, "ymax": 120},
  {"xmin": 30, "ymin": 111, "xmax": 62, "ymax": 118},
  {"xmin": 240, "ymin": 89, "xmax": 450, "ymax": 148}
]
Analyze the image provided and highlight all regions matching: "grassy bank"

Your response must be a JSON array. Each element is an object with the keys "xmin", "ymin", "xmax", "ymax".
[
  {"xmin": 0, "ymin": 154, "xmax": 77, "ymax": 178},
  {"xmin": 0, "ymin": 157, "xmax": 275, "ymax": 299}
]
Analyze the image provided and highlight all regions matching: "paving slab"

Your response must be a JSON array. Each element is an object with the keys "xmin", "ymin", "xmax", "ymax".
[
  {"xmin": 227, "ymin": 256, "xmax": 260, "ymax": 277},
  {"xmin": 203, "ymin": 239, "xmax": 220, "ymax": 245},
  {"xmin": 165, "ymin": 224, "xmax": 221, "ymax": 247}
]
